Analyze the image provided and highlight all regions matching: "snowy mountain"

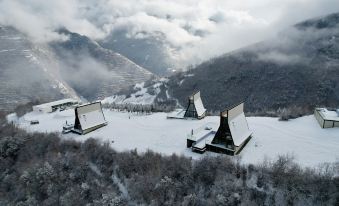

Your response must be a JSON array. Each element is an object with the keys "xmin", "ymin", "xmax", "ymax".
[
  {"xmin": 102, "ymin": 78, "xmax": 177, "ymax": 110},
  {"xmin": 99, "ymin": 29, "xmax": 180, "ymax": 76},
  {"xmin": 0, "ymin": 27, "xmax": 154, "ymax": 111},
  {"xmin": 0, "ymin": 26, "xmax": 78, "ymax": 111},
  {"xmin": 166, "ymin": 13, "xmax": 339, "ymax": 114},
  {"xmin": 51, "ymin": 29, "xmax": 154, "ymax": 100}
]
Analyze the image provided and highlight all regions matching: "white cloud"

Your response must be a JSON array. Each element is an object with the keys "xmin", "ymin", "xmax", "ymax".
[
  {"xmin": 0, "ymin": 0, "xmax": 338, "ymax": 65},
  {"xmin": 112, "ymin": 12, "xmax": 201, "ymax": 46},
  {"xmin": 0, "ymin": 0, "xmax": 105, "ymax": 43}
]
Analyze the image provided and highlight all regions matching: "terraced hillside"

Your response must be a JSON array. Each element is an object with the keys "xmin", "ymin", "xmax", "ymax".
[
  {"xmin": 0, "ymin": 27, "xmax": 154, "ymax": 111},
  {"xmin": 0, "ymin": 27, "xmax": 77, "ymax": 111},
  {"xmin": 51, "ymin": 30, "xmax": 154, "ymax": 100},
  {"xmin": 100, "ymin": 30, "xmax": 176, "ymax": 76}
]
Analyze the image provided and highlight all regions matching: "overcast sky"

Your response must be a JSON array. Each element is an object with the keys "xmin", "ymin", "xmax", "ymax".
[{"xmin": 1, "ymin": 0, "xmax": 338, "ymax": 65}]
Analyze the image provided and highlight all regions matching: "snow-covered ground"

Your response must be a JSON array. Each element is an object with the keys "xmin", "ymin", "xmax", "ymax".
[
  {"xmin": 17, "ymin": 109, "xmax": 339, "ymax": 168},
  {"xmin": 102, "ymin": 82, "xmax": 162, "ymax": 105}
]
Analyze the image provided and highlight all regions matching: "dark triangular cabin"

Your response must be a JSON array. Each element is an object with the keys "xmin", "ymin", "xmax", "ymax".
[
  {"xmin": 72, "ymin": 102, "xmax": 107, "ymax": 135},
  {"xmin": 207, "ymin": 103, "xmax": 252, "ymax": 155},
  {"xmin": 184, "ymin": 91, "xmax": 206, "ymax": 119}
]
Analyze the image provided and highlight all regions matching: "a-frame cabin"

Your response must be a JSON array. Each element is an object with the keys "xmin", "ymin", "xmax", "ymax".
[
  {"xmin": 206, "ymin": 103, "xmax": 252, "ymax": 155},
  {"xmin": 184, "ymin": 91, "xmax": 206, "ymax": 119},
  {"xmin": 72, "ymin": 102, "xmax": 107, "ymax": 135}
]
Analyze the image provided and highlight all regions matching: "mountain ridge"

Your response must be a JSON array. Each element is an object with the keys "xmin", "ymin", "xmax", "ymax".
[{"xmin": 166, "ymin": 12, "xmax": 339, "ymax": 113}]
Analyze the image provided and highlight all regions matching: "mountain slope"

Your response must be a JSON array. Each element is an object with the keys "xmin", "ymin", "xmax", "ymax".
[
  {"xmin": 168, "ymin": 13, "xmax": 339, "ymax": 113},
  {"xmin": 99, "ymin": 30, "xmax": 178, "ymax": 76},
  {"xmin": 0, "ymin": 27, "xmax": 154, "ymax": 111},
  {"xmin": 51, "ymin": 30, "xmax": 154, "ymax": 100},
  {"xmin": 0, "ymin": 26, "xmax": 78, "ymax": 111}
]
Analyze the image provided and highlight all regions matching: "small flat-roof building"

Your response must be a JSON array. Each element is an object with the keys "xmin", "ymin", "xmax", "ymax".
[
  {"xmin": 72, "ymin": 102, "xmax": 107, "ymax": 135},
  {"xmin": 184, "ymin": 91, "xmax": 206, "ymax": 119},
  {"xmin": 33, "ymin": 99, "xmax": 79, "ymax": 113},
  {"xmin": 187, "ymin": 102, "xmax": 252, "ymax": 155},
  {"xmin": 186, "ymin": 123, "xmax": 218, "ymax": 153},
  {"xmin": 314, "ymin": 108, "xmax": 339, "ymax": 128}
]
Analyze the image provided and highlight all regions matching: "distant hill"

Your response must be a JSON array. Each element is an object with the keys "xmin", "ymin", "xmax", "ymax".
[
  {"xmin": 99, "ymin": 29, "xmax": 178, "ymax": 76},
  {"xmin": 167, "ymin": 13, "xmax": 339, "ymax": 113},
  {"xmin": 0, "ymin": 27, "xmax": 154, "ymax": 111},
  {"xmin": 0, "ymin": 27, "xmax": 78, "ymax": 111},
  {"xmin": 51, "ymin": 29, "xmax": 154, "ymax": 100}
]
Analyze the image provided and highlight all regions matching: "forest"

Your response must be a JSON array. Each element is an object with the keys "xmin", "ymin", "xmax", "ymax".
[{"xmin": 0, "ymin": 108, "xmax": 338, "ymax": 206}]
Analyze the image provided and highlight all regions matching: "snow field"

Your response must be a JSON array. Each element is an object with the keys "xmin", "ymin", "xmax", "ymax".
[{"xmin": 18, "ymin": 109, "xmax": 339, "ymax": 167}]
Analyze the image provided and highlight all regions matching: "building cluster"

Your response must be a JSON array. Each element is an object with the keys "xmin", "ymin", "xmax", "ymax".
[
  {"xmin": 182, "ymin": 92, "xmax": 252, "ymax": 155},
  {"xmin": 32, "ymin": 99, "xmax": 79, "ymax": 113},
  {"xmin": 23, "ymin": 90, "xmax": 337, "ymax": 157},
  {"xmin": 31, "ymin": 99, "xmax": 107, "ymax": 135}
]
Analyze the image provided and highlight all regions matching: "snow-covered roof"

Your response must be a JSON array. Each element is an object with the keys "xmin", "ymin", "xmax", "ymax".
[
  {"xmin": 194, "ymin": 98, "xmax": 206, "ymax": 117},
  {"xmin": 227, "ymin": 103, "xmax": 252, "ymax": 147},
  {"xmin": 316, "ymin": 108, "xmax": 339, "ymax": 121},
  {"xmin": 167, "ymin": 109, "xmax": 185, "ymax": 119},
  {"xmin": 188, "ymin": 122, "xmax": 219, "ymax": 141},
  {"xmin": 34, "ymin": 98, "xmax": 78, "ymax": 109},
  {"xmin": 192, "ymin": 91, "xmax": 206, "ymax": 117},
  {"xmin": 229, "ymin": 113, "xmax": 252, "ymax": 146},
  {"xmin": 76, "ymin": 102, "xmax": 106, "ymax": 130}
]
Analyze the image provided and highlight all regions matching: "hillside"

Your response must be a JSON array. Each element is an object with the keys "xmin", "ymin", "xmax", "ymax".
[
  {"xmin": 51, "ymin": 30, "xmax": 154, "ymax": 100},
  {"xmin": 100, "ymin": 30, "xmax": 176, "ymax": 76},
  {"xmin": 0, "ymin": 27, "xmax": 154, "ymax": 111},
  {"xmin": 0, "ymin": 27, "xmax": 78, "ymax": 111},
  {"xmin": 167, "ymin": 13, "xmax": 339, "ymax": 113}
]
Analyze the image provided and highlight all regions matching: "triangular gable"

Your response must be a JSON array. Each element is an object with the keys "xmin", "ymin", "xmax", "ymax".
[
  {"xmin": 74, "ymin": 110, "xmax": 81, "ymax": 130},
  {"xmin": 212, "ymin": 110, "xmax": 231, "ymax": 145},
  {"xmin": 184, "ymin": 91, "xmax": 206, "ymax": 118}
]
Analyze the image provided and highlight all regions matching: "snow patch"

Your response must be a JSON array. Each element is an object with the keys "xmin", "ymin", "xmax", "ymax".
[{"xmin": 102, "ymin": 82, "xmax": 162, "ymax": 105}]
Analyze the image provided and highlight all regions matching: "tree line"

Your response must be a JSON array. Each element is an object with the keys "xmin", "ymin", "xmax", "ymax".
[{"xmin": 102, "ymin": 101, "xmax": 176, "ymax": 114}]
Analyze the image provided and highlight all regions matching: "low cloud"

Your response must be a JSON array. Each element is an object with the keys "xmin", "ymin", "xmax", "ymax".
[
  {"xmin": 0, "ymin": 0, "xmax": 105, "ymax": 43},
  {"xmin": 1, "ymin": 0, "xmax": 339, "ymax": 66},
  {"xmin": 257, "ymin": 51, "xmax": 305, "ymax": 64}
]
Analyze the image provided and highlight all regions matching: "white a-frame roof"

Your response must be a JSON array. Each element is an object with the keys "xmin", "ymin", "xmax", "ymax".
[
  {"xmin": 75, "ymin": 102, "xmax": 107, "ymax": 132},
  {"xmin": 227, "ymin": 103, "xmax": 252, "ymax": 146},
  {"xmin": 193, "ymin": 92, "xmax": 206, "ymax": 117}
]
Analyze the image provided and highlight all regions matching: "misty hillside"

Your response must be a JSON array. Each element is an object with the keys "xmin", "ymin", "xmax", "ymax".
[
  {"xmin": 168, "ymin": 13, "xmax": 339, "ymax": 113},
  {"xmin": 52, "ymin": 30, "xmax": 154, "ymax": 100},
  {"xmin": 0, "ymin": 27, "xmax": 154, "ymax": 111},
  {"xmin": 100, "ymin": 30, "xmax": 177, "ymax": 76},
  {"xmin": 0, "ymin": 27, "xmax": 78, "ymax": 111}
]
